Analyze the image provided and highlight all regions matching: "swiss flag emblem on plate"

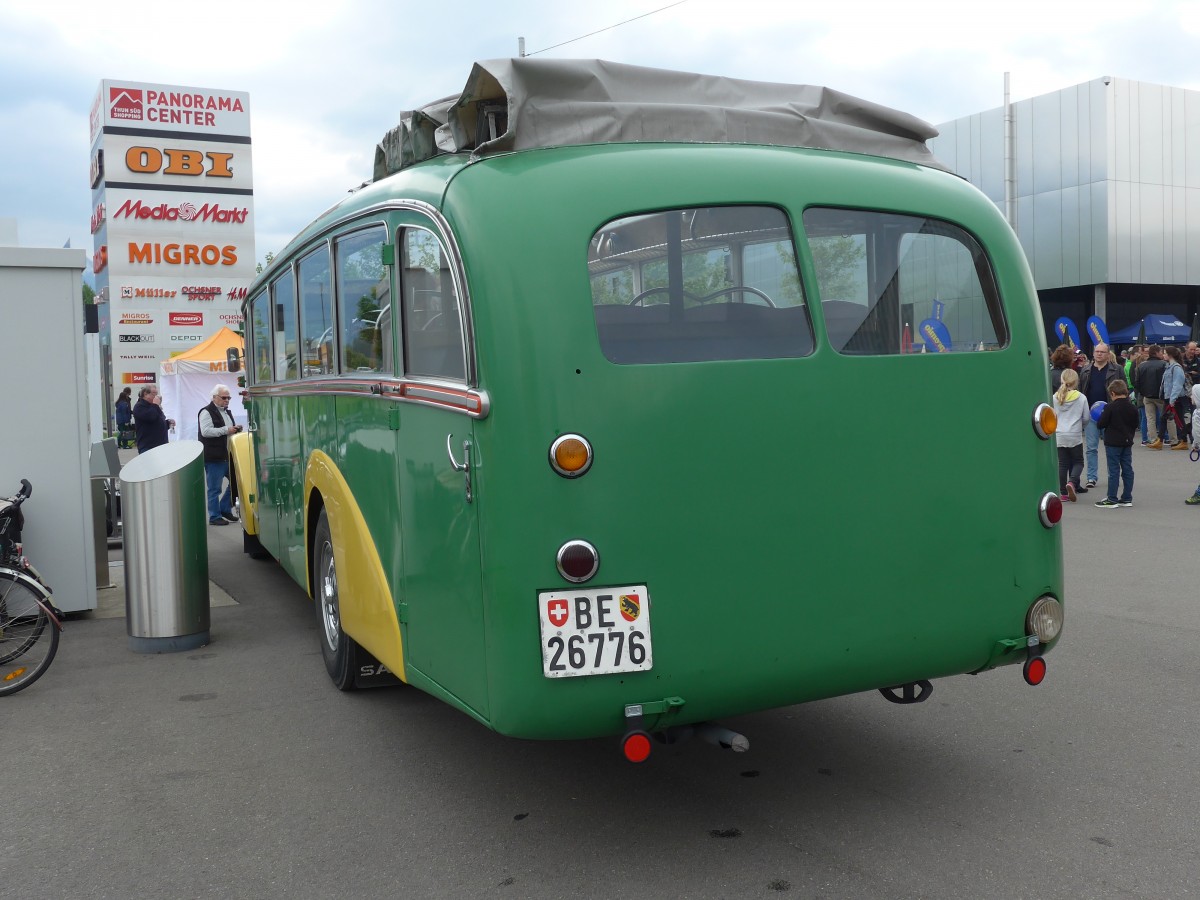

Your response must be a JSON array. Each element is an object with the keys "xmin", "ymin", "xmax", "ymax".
[{"xmin": 546, "ymin": 597, "xmax": 569, "ymax": 628}]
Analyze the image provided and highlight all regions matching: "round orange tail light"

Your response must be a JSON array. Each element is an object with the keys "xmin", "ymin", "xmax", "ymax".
[{"xmin": 550, "ymin": 434, "xmax": 593, "ymax": 477}]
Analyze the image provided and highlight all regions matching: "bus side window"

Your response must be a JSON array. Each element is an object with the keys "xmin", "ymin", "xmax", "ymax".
[
  {"xmin": 271, "ymin": 268, "xmax": 298, "ymax": 381},
  {"xmin": 401, "ymin": 228, "xmax": 465, "ymax": 380},
  {"xmin": 298, "ymin": 245, "xmax": 334, "ymax": 376},
  {"xmin": 336, "ymin": 226, "xmax": 390, "ymax": 374},
  {"xmin": 249, "ymin": 292, "xmax": 273, "ymax": 384}
]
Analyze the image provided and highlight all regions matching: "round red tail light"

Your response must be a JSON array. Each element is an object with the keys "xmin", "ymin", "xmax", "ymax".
[
  {"xmin": 622, "ymin": 732, "xmax": 652, "ymax": 763},
  {"xmin": 1023, "ymin": 656, "xmax": 1047, "ymax": 685},
  {"xmin": 556, "ymin": 540, "xmax": 600, "ymax": 583},
  {"xmin": 1038, "ymin": 492, "xmax": 1063, "ymax": 528}
]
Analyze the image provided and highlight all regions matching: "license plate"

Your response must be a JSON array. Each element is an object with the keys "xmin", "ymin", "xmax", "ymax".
[{"xmin": 538, "ymin": 585, "xmax": 652, "ymax": 678}]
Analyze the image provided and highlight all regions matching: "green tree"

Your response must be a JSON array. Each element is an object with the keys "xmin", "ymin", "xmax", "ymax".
[
  {"xmin": 82, "ymin": 281, "xmax": 95, "ymax": 304},
  {"xmin": 808, "ymin": 235, "xmax": 865, "ymax": 300},
  {"xmin": 255, "ymin": 251, "xmax": 276, "ymax": 275}
]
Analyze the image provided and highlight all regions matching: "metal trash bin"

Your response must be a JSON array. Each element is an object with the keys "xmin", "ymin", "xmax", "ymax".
[{"xmin": 119, "ymin": 441, "xmax": 210, "ymax": 652}]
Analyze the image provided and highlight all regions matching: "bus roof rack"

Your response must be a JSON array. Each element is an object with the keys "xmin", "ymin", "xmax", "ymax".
[{"xmin": 373, "ymin": 58, "xmax": 949, "ymax": 181}]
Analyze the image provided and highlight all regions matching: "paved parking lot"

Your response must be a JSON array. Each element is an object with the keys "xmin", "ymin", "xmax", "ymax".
[{"xmin": 3, "ymin": 445, "xmax": 1199, "ymax": 898}]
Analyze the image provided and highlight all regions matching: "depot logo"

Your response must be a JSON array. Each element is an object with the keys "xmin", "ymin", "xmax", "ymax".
[
  {"xmin": 170, "ymin": 312, "xmax": 204, "ymax": 327},
  {"xmin": 170, "ymin": 334, "xmax": 203, "ymax": 343},
  {"xmin": 114, "ymin": 199, "xmax": 249, "ymax": 224},
  {"xmin": 125, "ymin": 146, "xmax": 233, "ymax": 179},
  {"xmin": 120, "ymin": 313, "xmax": 154, "ymax": 324},
  {"xmin": 128, "ymin": 243, "xmax": 238, "ymax": 267},
  {"xmin": 109, "ymin": 88, "xmax": 244, "ymax": 127}
]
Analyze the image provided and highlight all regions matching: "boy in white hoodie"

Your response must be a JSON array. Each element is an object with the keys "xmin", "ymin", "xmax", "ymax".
[{"xmin": 1053, "ymin": 367, "xmax": 1089, "ymax": 501}]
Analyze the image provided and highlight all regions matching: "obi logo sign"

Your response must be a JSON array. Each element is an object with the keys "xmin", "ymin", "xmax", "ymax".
[
  {"xmin": 125, "ymin": 147, "xmax": 234, "ymax": 178},
  {"xmin": 170, "ymin": 312, "xmax": 204, "ymax": 327}
]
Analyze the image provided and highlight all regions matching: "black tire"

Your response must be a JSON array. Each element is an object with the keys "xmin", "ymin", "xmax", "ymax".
[
  {"xmin": 0, "ymin": 569, "xmax": 60, "ymax": 697},
  {"xmin": 312, "ymin": 510, "xmax": 357, "ymax": 690}
]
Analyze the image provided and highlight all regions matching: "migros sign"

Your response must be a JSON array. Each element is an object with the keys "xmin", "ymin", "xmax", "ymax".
[{"xmin": 127, "ymin": 242, "xmax": 238, "ymax": 266}]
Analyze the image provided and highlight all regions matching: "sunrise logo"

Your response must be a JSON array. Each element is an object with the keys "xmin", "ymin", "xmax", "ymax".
[{"xmin": 109, "ymin": 87, "xmax": 143, "ymax": 122}]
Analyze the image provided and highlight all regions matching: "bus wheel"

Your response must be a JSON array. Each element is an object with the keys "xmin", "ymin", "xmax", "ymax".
[{"xmin": 313, "ymin": 509, "xmax": 357, "ymax": 691}]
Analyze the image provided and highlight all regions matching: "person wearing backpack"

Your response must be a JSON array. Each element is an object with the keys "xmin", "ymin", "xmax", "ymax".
[
  {"xmin": 1136, "ymin": 345, "xmax": 1169, "ymax": 449},
  {"xmin": 1162, "ymin": 346, "xmax": 1190, "ymax": 448}
]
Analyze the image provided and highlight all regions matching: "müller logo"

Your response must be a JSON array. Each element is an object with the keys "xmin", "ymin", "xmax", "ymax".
[
  {"xmin": 114, "ymin": 200, "xmax": 249, "ymax": 225},
  {"xmin": 170, "ymin": 312, "xmax": 204, "ymax": 327}
]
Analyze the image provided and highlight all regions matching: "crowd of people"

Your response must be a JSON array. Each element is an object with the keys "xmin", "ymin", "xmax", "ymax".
[{"xmin": 1050, "ymin": 339, "xmax": 1200, "ymax": 508}]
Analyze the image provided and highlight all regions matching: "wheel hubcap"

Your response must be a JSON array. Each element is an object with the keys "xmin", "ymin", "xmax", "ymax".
[{"xmin": 318, "ymin": 539, "xmax": 339, "ymax": 652}]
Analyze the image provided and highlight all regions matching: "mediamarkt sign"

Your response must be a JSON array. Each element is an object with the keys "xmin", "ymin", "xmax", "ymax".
[{"xmin": 114, "ymin": 199, "xmax": 249, "ymax": 224}]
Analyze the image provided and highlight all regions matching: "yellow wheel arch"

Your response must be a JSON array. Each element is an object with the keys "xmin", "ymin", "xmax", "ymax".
[
  {"xmin": 227, "ymin": 432, "xmax": 260, "ymax": 535},
  {"xmin": 304, "ymin": 450, "xmax": 407, "ymax": 682}
]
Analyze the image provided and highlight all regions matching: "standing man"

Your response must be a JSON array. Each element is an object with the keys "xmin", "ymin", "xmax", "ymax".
[
  {"xmin": 1135, "ymin": 345, "xmax": 1169, "ymax": 449},
  {"xmin": 198, "ymin": 384, "xmax": 241, "ymax": 527},
  {"xmin": 132, "ymin": 385, "xmax": 175, "ymax": 453},
  {"xmin": 1079, "ymin": 342, "xmax": 1123, "ymax": 487},
  {"xmin": 1183, "ymin": 341, "xmax": 1200, "ymax": 386}
]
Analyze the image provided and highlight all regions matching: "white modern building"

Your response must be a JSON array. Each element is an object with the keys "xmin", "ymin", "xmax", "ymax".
[{"xmin": 931, "ymin": 76, "xmax": 1200, "ymax": 344}]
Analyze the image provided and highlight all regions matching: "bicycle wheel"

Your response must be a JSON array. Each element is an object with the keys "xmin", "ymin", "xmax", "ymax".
[{"xmin": 0, "ymin": 569, "xmax": 59, "ymax": 696}]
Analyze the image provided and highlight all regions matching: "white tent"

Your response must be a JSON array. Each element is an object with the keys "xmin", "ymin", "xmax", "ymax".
[{"xmin": 159, "ymin": 327, "xmax": 248, "ymax": 441}]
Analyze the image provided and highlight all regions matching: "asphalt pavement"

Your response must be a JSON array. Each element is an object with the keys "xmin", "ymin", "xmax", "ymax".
[{"xmin": 2, "ymin": 442, "xmax": 1199, "ymax": 898}]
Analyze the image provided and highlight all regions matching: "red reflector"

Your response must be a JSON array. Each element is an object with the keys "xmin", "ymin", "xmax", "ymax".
[
  {"xmin": 1023, "ymin": 656, "xmax": 1047, "ymax": 686},
  {"xmin": 622, "ymin": 732, "xmax": 652, "ymax": 763},
  {"xmin": 1039, "ymin": 492, "xmax": 1063, "ymax": 528},
  {"xmin": 557, "ymin": 540, "xmax": 599, "ymax": 583}
]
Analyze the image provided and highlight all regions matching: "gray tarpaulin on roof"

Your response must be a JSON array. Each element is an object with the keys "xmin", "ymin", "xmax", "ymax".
[{"xmin": 373, "ymin": 58, "xmax": 948, "ymax": 181}]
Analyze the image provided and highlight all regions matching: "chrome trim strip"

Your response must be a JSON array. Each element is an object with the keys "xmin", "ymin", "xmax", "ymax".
[{"xmin": 247, "ymin": 377, "xmax": 490, "ymax": 419}]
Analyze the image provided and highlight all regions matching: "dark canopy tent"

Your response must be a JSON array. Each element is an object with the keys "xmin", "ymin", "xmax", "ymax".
[{"xmin": 1108, "ymin": 313, "xmax": 1191, "ymax": 345}]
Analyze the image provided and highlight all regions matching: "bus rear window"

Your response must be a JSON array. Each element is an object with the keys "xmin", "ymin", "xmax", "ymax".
[
  {"xmin": 803, "ymin": 208, "xmax": 1008, "ymax": 355},
  {"xmin": 589, "ymin": 206, "xmax": 813, "ymax": 364}
]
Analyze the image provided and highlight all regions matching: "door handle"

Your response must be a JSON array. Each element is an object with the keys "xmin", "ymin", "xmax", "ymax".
[{"xmin": 446, "ymin": 434, "xmax": 473, "ymax": 503}]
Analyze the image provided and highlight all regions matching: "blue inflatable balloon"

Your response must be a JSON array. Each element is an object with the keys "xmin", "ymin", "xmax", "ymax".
[{"xmin": 1090, "ymin": 401, "xmax": 1107, "ymax": 422}]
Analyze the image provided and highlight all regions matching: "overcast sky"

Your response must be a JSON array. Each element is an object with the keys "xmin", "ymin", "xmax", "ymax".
[{"xmin": 2, "ymin": 0, "xmax": 1197, "ymax": 269}]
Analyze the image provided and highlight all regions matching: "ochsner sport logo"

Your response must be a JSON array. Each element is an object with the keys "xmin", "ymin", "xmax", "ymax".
[
  {"xmin": 114, "ymin": 199, "xmax": 249, "ymax": 225},
  {"xmin": 170, "ymin": 312, "xmax": 204, "ymax": 327}
]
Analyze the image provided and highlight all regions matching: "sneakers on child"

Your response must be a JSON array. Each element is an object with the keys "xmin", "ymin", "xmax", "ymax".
[
  {"xmin": 1066, "ymin": 484, "xmax": 1077, "ymax": 502},
  {"xmin": 1185, "ymin": 493, "xmax": 1200, "ymax": 506},
  {"xmin": 1117, "ymin": 499, "xmax": 1133, "ymax": 507},
  {"xmin": 1085, "ymin": 480, "xmax": 1097, "ymax": 488},
  {"xmin": 1094, "ymin": 498, "xmax": 1119, "ymax": 508}
]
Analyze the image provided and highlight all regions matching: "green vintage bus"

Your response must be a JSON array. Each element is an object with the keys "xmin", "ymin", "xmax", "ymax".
[{"xmin": 229, "ymin": 59, "xmax": 1064, "ymax": 761}]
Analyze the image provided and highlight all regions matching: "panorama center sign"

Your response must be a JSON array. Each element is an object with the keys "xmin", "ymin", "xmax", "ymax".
[{"xmin": 90, "ymin": 79, "xmax": 254, "ymax": 395}]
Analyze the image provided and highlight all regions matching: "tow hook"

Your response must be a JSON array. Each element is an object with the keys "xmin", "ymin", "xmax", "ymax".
[{"xmin": 878, "ymin": 680, "xmax": 934, "ymax": 704}]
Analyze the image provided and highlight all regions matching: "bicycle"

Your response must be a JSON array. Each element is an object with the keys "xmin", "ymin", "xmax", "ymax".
[{"xmin": 0, "ymin": 479, "xmax": 63, "ymax": 696}]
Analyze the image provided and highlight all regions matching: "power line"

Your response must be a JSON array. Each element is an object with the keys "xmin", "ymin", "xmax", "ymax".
[{"xmin": 525, "ymin": 1, "xmax": 689, "ymax": 56}]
